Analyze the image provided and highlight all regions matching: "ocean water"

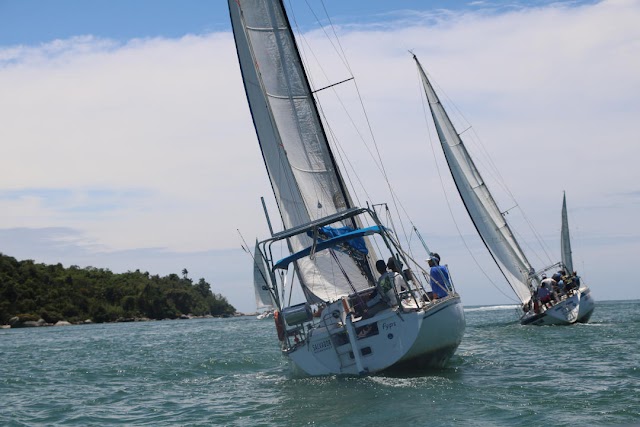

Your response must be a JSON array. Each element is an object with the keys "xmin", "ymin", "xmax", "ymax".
[{"xmin": 1, "ymin": 300, "xmax": 638, "ymax": 426}]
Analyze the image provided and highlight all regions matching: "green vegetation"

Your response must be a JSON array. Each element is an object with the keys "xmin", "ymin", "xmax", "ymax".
[{"xmin": 0, "ymin": 253, "xmax": 236, "ymax": 325}]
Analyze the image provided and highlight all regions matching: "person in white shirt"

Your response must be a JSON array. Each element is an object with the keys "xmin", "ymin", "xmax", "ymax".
[{"xmin": 375, "ymin": 259, "xmax": 397, "ymax": 306}]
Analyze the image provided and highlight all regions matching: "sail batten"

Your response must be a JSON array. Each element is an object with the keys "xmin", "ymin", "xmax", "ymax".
[
  {"xmin": 267, "ymin": 94, "xmax": 308, "ymax": 100},
  {"xmin": 229, "ymin": 0, "xmax": 370, "ymax": 302},
  {"xmin": 415, "ymin": 55, "xmax": 534, "ymax": 304}
]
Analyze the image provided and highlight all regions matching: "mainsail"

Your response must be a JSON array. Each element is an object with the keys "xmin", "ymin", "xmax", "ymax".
[
  {"xmin": 229, "ymin": 0, "xmax": 371, "ymax": 302},
  {"xmin": 414, "ymin": 55, "xmax": 534, "ymax": 304},
  {"xmin": 560, "ymin": 193, "xmax": 574, "ymax": 274}
]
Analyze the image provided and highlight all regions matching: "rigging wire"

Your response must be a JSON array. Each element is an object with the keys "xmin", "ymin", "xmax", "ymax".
[
  {"xmin": 286, "ymin": 0, "xmax": 383, "ymax": 261},
  {"xmin": 430, "ymin": 78, "xmax": 556, "ymax": 268},
  {"xmin": 291, "ymin": 0, "xmax": 424, "ymax": 255},
  {"xmin": 288, "ymin": 1, "xmax": 374, "ymax": 216}
]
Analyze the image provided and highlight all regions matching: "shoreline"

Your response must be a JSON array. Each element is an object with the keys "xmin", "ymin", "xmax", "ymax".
[{"xmin": 1, "ymin": 312, "xmax": 253, "ymax": 329}]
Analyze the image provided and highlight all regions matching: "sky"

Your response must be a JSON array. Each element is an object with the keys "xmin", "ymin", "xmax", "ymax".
[{"xmin": 1, "ymin": 0, "xmax": 638, "ymax": 314}]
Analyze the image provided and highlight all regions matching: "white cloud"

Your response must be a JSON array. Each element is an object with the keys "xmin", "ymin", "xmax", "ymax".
[{"xmin": 1, "ymin": 1, "xmax": 639, "ymax": 312}]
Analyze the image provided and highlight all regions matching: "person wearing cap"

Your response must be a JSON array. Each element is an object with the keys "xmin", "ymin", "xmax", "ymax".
[
  {"xmin": 428, "ymin": 256, "xmax": 450, "ymax": 298},
  {"xmin": 430, "ymin": 252, "xmax": 441, "ymax": 264}
]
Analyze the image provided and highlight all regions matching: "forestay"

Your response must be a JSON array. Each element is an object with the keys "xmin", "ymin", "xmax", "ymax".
[
  {"xmin": 229, "ymin": 0, "xmax": 371, "ymax": 302},
  {"xmin": 414, "ymin": 56, "xmax": 534, "ymax": 304}
]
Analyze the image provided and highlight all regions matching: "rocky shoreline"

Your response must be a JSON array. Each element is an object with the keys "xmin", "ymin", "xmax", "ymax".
[{"xmin": 1, "ymin": 312, "xmax": 250, "ymax": 329}]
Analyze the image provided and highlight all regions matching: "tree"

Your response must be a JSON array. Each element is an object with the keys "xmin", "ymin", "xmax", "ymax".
[{"xmin": 0, "ymin": 253, "xmax": 236, "ymax": 324}]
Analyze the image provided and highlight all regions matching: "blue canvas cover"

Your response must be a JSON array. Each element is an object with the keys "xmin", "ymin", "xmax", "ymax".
[{"xmin": 273, "ymin": 226, "xmax": 382, "ymax": 270}]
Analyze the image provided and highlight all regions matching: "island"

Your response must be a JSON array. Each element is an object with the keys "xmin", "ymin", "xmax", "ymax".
[{"xmin": 0, "ymin": 253, "xmax": 236, "ymax": 327}]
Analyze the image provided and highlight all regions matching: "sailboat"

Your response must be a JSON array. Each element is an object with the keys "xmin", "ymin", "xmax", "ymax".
[
  {"xmin": 413, "ymin": 54, "xmax": 595, "ymax": 326},
  {"xmin": 228, "ymin": 0, "xmax": 466, "ymax": 375},
  {"xmin": 559, "ymin": 192, "xmax": 595, "ymax": 323}
]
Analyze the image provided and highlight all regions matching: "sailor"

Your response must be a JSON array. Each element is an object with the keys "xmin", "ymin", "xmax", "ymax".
[
  {"xmin": 428, "ymin": 256, "xmax": 450, "ymax": 298},
  {"xmin": 573, "ymin": 271, "xmax": 581, "ymax": 288},
  {"xmin": 386, "ymin": 257, "xmax": 407, "ymax": 293},
  {"xmin": 537, "ymin": 283, "xmax": 551, "ymax": 305},
  {"xmin": 540, "ymin": 274, "xmax": 558, "ymax": 302},
  {"xmin": 376, "ymin": 259, "xmax": 397, "ymax": 306},
  {"xmin": 430, "ymin": 252, "xmax": 441, "ymax": 265},
  {"xmin": 557, "ymin": 278, "xmax": 566, "ymax": 294}
]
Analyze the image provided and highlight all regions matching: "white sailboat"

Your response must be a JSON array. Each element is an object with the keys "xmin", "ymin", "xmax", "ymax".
[
  {"xmin": 559, "ymin": 192, "xmax": 595, "ymax": 323},
  {"xmin": 413, "ymin": 54, "xmax": 595, "ymax": 326},
  {"xmin": 228, "ymin": 0, "xmax": 465, "ymax": 375}
]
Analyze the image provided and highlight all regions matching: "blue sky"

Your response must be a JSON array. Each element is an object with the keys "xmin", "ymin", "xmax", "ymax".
[
  {"xmin": 1, "ymin": 0, "xmax": 637, "ymax": 313},
  {"xmin": 0, "ymin": 0, "xmax": 598, "ymax": 46}
]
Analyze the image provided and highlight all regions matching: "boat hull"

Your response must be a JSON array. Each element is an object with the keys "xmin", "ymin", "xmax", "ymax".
[
  {"xmin": 396, "ymin": 296, "xmax": 466, "ymax": 368},
  {"xmin": 576, "ymin": 285, "xmax": 595, "ymax": 322},
  {"xmin": 521, "ymin": 285, "xmax": 595, "ymax": 326},
  {"xmin": 285, "ymin": 296, "xmax": 465, "ymax": 376}
]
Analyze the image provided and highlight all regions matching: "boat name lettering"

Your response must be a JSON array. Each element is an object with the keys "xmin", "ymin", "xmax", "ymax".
[
  {"xmin": 312, "ymin": 339, "xmax": 332, "ymax": 353},
  {"xmin": 382, "ymin": 321, "xmax": 397, "ymax": 330}
]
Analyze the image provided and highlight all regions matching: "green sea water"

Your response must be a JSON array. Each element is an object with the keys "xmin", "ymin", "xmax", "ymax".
[{"xmin": 1, "ymin": 300, "xmax": 638, "ymax": 426}]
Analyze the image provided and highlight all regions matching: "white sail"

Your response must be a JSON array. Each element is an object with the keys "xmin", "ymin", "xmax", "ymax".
[
  {"xmin": 561, "ymin": 193, "xmax": 574, "ymax": 274},
  {"xmin": 229, "ymin": 0, "xmax": 370, "ymax": 302},
  {"xmin": 253, "ymin": 241, "xmax": 275, "ymax": 310},
  {"xmin": 414, "ymin": 55, "xmax": 534, "ymax": 305}
]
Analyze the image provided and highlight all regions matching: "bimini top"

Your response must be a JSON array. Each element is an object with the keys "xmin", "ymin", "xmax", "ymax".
[{"xmin": 273, "ymin": 225, "xmax": 383, "ymax": 271}]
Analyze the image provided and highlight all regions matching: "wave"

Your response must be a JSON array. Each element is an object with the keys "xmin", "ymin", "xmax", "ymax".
[{"xmin": 464, "ymin": 304, "xmax": 519, "ymax": 312}]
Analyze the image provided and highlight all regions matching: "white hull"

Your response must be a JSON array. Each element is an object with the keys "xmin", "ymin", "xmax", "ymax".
[
  {"xmin": 521, "ymin": 285, "xmax": 595, "ymax": 326},
  {"xmin": 256, "ymin": 311, "xmax": 273, "ymax": 320},
  {"xmin": 285, "ymin": 296, "xmax": 465, "ymax": 376},
  {"xmin": 575, "ymin": 286, "xmax": 596, "ymax": 322}
]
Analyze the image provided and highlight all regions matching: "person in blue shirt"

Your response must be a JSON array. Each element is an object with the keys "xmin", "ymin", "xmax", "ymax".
[{"xmin": 428, "ymin": 256, "xmax": 450, "ymax": 298}]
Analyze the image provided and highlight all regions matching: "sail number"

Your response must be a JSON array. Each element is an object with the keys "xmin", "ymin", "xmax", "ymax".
[{"xmin": 312, "ymin": 339, "xmax": 332, "ymax": 353}]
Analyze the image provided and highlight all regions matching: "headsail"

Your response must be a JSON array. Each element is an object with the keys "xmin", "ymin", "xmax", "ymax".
[
  {"xmin": 414, "ymin": 55, "xmax": 534, "ymax": 304},
  {"xmin": 253, "ymin": 241, "xmax": 275, "ymax": 310},
  {"xmin": 560, "ymin": 192, "xmax": 573, "ymax": 273},
  {"xmin": 229, "ymin": 0, "xmax": 371, "ymax": 302}
]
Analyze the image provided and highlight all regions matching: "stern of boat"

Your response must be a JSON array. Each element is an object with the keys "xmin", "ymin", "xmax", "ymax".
[
  {"xmin": 576, "ymin": 285, "xmax": 595, "ymax": 323},
  {"xmin": 521, "ymin": 286, "xmax": 595, "ymax": 326},
  {"xmin": 284, "ymin": 294, "xmax": 465, "ymax": 375},
  {"xmin": 396, "ymin": 295, "xmax": 466, "ymax": 368}
]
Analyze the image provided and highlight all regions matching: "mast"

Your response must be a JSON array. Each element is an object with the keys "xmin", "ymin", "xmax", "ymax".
[
  {"xmin": 228, "ymin": 0, "xmax": 372, "ymax": 302},
  {"xmin": 413, "ymin": 54, "xmax": 535, "ymax": 304},
  {"xmin": 560, "ymin": 192, "xmax": 574, "ymax": 273}
]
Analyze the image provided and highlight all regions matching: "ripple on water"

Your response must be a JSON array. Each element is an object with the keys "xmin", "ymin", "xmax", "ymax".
[{"xmin": 1, "ymin": 301, "xmax": 639, "ymax": 426}]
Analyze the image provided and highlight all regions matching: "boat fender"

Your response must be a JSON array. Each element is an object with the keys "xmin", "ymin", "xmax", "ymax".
[{"xmin": 274, "ymin": 310, "xmax": 285, "ymax": 342}]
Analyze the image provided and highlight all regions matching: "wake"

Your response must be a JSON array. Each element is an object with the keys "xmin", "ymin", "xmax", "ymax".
[{"xmin": 465, "ymin": 305, "xmax": 519, "ymax": 312}]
